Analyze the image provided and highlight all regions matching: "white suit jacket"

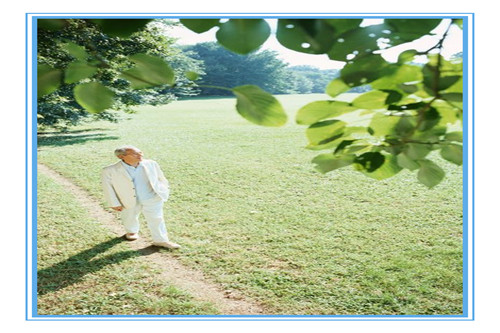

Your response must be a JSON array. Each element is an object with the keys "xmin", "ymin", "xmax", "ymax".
[{"xmin": 101, "ymin": 159, "xmax": 170, "ymax": 209}]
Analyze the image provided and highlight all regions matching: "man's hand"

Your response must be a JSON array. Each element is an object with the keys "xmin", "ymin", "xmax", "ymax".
[{"xmin": 111, "ymin": 206, "xmax": 124, "ymax": 211}]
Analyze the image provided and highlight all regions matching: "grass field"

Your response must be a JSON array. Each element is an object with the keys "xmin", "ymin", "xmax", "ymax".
[
  {"xmin": 37, "ymin": 93, "xmax": 463, "ymax": 315},
  {"xmin": 37, "ymin": 173, "xmax": 218, "ymax": 315}
]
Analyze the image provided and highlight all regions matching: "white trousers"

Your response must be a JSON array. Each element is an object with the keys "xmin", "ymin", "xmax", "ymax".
[{"xmin": 120, "ymin": 196, "xmax": 169, "ymax": 242}]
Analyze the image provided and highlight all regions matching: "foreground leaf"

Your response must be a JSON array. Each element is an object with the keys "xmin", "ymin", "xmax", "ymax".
[
  {"xmin": 180, "ymin": 19, "xmax": 220, "ymax": 33},
  {"xmin": 417, "ymin": 159, "xmax": 445, "ymax": 188},
  {"xmin": 368, "ymin": 112, "xmax": 400, "ymax": 137},
  {"xmin": 64, "ymin": 61, "xmax": 98, "ymax": 84},
  {"xmin": 312, "ymin": 153, "xmax": 354, "ymax": 173},
  {"xmin": 384, "ymin": 19, "xmax": 442, "ymax": 47},
  {"xmin": 396, "ymin": 153, "xmax": 420, "ymax": 171},
  {"xmin": 371, "ymin": 64, "xmax": 422, "ymax": 92},
  {"xmin": 216, "ymin": 19, "xmax": 270, "ymax": 54},
  {"xmin": 323, "ymin": 19, "xmax": 363, "ymax": 36},
  {"xmin": 276, "ymin": 19, "xmax": 337, "ymax": 54},
  {"xmin": 440, "ymin": 144, "xmax": 463, "ymax": 165},
  {"xmin": 325, "ymin": 78, "xmax": 350, "ymax": 97},
  {"xmin": 121, "ymin": 53, "xmax": 175, "ymax": 89},
  {"xmin": 385, "ymin": 19, "xmax": 442, "ymax": 35},
  {"xmin": 37, "ymin": 19, "xmax": 66, "ymax": 31},
  {"xmin": 90, "ymin": 19, "xmax": 152, "ymax": 38},
  {"xmin": 231, "ymin": 85, "xmax": 287, "ymax": 127},
  {"xmin": 296, "ymin": 101, "xmax": 356, "ymax": 125},
  {"xmin": 37, "ymin": 64, "xmax": 62, "ymax": 98},
  {"xmin": 352, "ymin": 90, "xmax": 390, "ymax": 109},
  {"xmin": 185, "ymin": 71, "xmax": 201, "ymax": 81},
  {"xmin": 341, "ymin": 54, "xmax": 390, "ymax": 87},
  {"xmin": 359, "ymin": 153, "xmax": 403, "ymax": 180},
  {"xmin": 306, "ymin": 120, "xmax": 346, "ymax": 146},
  {"xmin": 445, "ymin": 132, "xmax": 463, "ymax": 142},
  {"xmin": 74, "ymin": 82, "xmax": 115, "ymax": 113},
  {"xmin": 327, "ymin": 23, "xmax": 392, "ymax": 61},
  {"xmin": 397, "ymin": 49, "xmax": 419, "ymax": 64},
  {"xmin": 354, "ymin": 152, "xmax": 385, "ymax": 173},
  {"xmin": 406, "ymin": 143, "xmax": 432, "ymax": 160},
  {"xmin": 62, "ymin": 42, "xmax": 88, "ymax": 61}
]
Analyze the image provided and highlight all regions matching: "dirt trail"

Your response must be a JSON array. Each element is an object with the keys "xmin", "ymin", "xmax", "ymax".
[{"xmin": 38, "ymin": 163, "xmax": 266, "ymax": 315}]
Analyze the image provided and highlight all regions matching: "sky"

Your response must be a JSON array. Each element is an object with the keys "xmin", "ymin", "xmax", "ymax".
[{"xmin": 166, "ymin": 18, "xmax": 463, "ymax": 70}]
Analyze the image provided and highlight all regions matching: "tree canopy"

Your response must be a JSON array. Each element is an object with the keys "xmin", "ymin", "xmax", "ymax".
[
  {"xmin": 182, "ymin": 42, "xmax": 291, "ymax": 95},
  {"xmin": 181, "ymin": 44, "xmax": 340, "ymax": 95},
  {"xmin": 36, "ymin": 17, "xmax": 463, "ymax": 187},
  {"xmin": 37, "ymin": 19, "xmax": 202, "ymax": 128},
  {"xmin": 288, "ymin": 66, "xmax": 340, "ymax": 94}
]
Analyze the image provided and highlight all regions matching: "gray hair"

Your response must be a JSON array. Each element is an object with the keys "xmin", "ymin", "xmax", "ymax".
[{"xmin": 114, "ymin": 145, "xmax": 140, "ymax": 157}]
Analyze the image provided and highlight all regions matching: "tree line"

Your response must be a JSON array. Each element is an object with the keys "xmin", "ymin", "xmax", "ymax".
[
  {"xmin": 37, "ymin": 20, "xmax": 203, "ymax": 128},
  {"xmin": 182, "ymin": 42, "xmax": 340, "ymax": 96}
]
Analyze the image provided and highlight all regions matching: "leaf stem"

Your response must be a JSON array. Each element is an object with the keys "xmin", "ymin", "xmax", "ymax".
[
  {"xmin": 418, "ymin": 20, "xmax": 454, "ymax": 55},
  {"xmin": 197, "ymin": 84, "xmax": 234, "ymax": 93}
]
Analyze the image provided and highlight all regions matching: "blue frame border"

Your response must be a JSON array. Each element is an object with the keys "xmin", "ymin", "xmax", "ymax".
[{"xmin": 26, "ymin": 12, "xmax": 474, "ymax": 321}]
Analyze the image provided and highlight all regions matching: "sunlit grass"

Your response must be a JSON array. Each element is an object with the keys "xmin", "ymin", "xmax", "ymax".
[
  {"xmin": 37, "ymin": 94, "xmax": 463, "ymax": 315},
  {"xmin": 37, "ymin": 174, "xmax": 219, "ymax": 315}
]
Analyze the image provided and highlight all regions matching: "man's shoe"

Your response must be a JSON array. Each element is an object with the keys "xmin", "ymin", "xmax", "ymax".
[
  {"xmin": 153, "ymin": 241, "xmax": 181, "ymax": 249},
  {"xmin": 125, "ymin": 233, "xmax": 139, "ymax": 241}
]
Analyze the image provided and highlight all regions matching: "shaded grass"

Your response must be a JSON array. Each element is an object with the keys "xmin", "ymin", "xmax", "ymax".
[
  {"xmin": 37, "ymin": 93, "xmax": 463, "ymax": 315},
  {"xmin": 37, "ymin": 174, "xmax": 218, "ymax": 315}
]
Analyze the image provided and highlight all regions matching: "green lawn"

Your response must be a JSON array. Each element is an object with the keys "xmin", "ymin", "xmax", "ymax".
[
  {"xmin": 37, "ymin": 93, "xmax": 463, "ymax": 315},
  {"xmin": 37, "ymin": 173, "xmax": 219, "ymax": 315}
]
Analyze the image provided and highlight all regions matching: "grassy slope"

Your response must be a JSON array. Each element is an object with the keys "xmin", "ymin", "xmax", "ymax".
[{"xmin": 37, "ymin": 94, "xmax": 463, "ymax": 315}]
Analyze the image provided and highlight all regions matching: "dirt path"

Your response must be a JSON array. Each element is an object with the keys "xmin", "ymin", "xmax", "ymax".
[{"xmin": 38, "ymin": 163, "xmax": 266, "ymax": 315}]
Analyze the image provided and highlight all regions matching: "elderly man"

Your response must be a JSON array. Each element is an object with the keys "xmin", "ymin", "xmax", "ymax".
[{"xmin": 101, "ymin": 145, "xmax": 180, "ymax": 249}]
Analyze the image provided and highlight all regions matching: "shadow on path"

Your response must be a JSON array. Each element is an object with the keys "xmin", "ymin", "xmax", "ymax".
[{"xmin": 37, "ymin": 236, "xmax": 158, "ymax": 296}]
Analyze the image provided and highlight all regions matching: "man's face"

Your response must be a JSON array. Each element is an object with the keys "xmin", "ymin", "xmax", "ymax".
[{"xmin": 120, "ymin": 148, "xmax": 143, "ymax": 165}]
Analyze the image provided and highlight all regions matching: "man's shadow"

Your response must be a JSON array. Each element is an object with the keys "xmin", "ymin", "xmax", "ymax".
[{"xmin": 37, "ymin": 236, "xmax": 159, "ymax": 296}]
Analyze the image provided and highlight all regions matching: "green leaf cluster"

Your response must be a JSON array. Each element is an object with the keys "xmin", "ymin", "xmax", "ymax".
[
  {"xmin": 239, "ymin": 18, "xmax": 463, "ymax": 188},
  {"xmin": 37, "ymin": 19, "xmax": 286, "ymax": 129},
  {"xmin": 232, "ymin": 85, "xmax": 287, "ymax": 127},
  {"xmin": 298, "ymin": 51, "xmax": 462, "ymax": 187},
  {"xmin": 37, "ymin": 19, "xmax": 204, "ymax": 126},
  {"xmin": 37, "ymin": 17, "xmax": 463, "ymax": 188},
  {"xmin": 37, "ymin": 20, "xmax": 176, "ymax": 113},
  {"xmin": 180, "ymin": 19, "xmax": 271, "ymax": 54},
  {"xmin": 178, "ymin": 18, "xmax": 462, "ymax": 187}
]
